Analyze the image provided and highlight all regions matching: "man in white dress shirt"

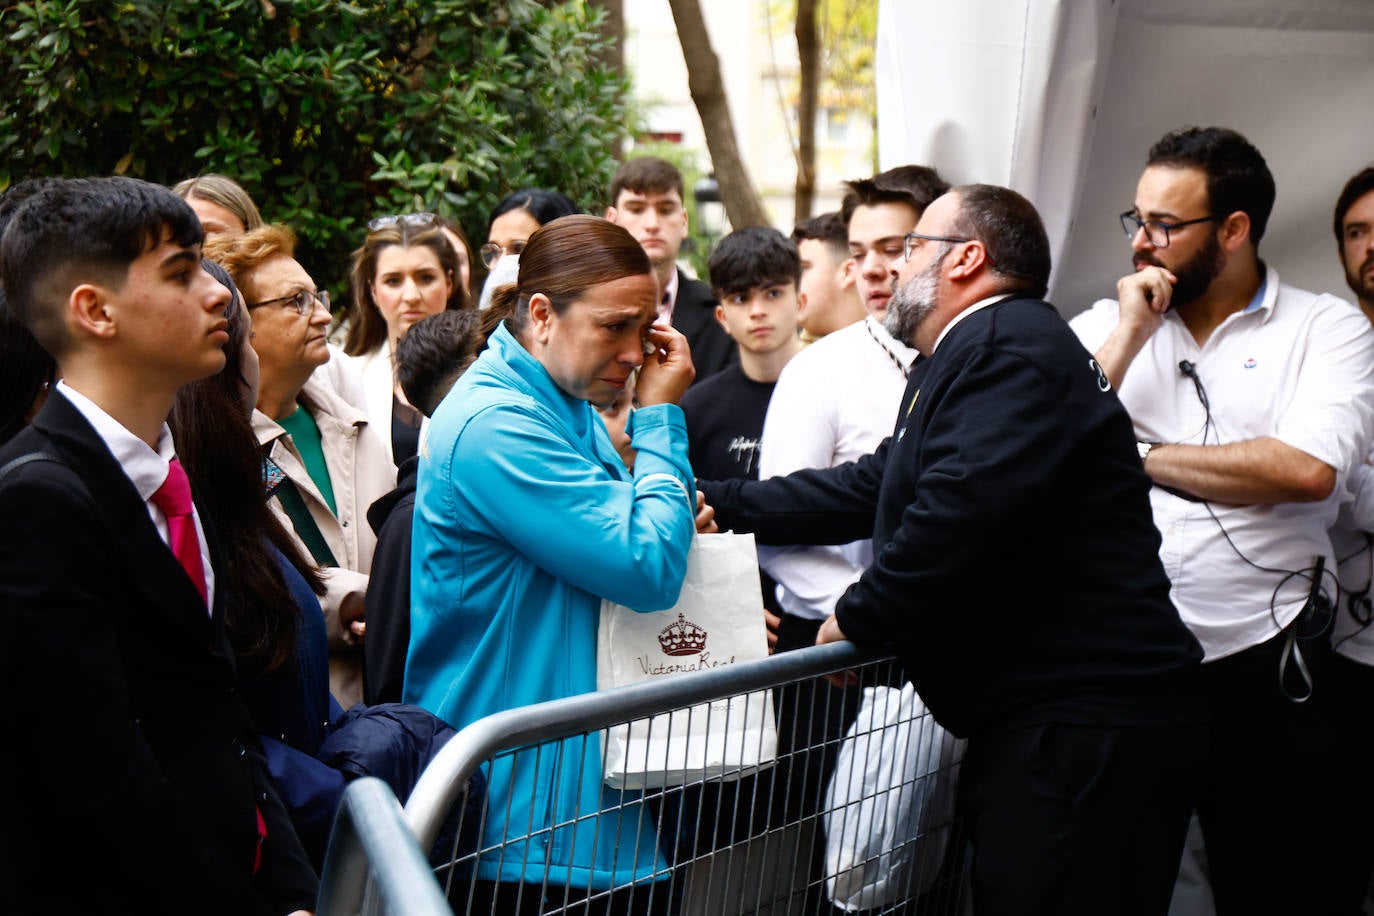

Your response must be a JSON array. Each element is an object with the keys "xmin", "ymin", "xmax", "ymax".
[{"xmin": 1070, "ymin": 127, "xmax": 1374, "ymax": 916}]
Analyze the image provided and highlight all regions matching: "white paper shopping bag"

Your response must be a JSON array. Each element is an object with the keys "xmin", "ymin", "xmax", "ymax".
[{"xmin": 597, "ymin": 531, "xmax": 778, "ymax": 790}]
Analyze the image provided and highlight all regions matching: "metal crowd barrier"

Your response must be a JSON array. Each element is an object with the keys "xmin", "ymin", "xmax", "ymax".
[
  {"xmin": 320, "ymin": 642, "xmax": 970, "ymax": 916},
  {"xmin": 317, "ymin": 777, "xmax": 451, "ymax": 916}
]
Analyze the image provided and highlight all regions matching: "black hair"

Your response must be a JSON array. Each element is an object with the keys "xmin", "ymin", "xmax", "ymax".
[
  {"xmin": 171, "ymin": 260, "xmax": 323, "ymax": 673},
  {"xmin": 396, "ymin": 310, "xmax": 485, "ymax": 417},
  {"xmin": 1, "ymin": 176, "xmax": 203, "ymax": 356},
  {"xmin": 840, "ymin": 165, "xmax": 950, "ymax": 227},
  {"xmin": 1334, "ymin": 166, "xmax": 1374, "ymax": 245},
  {"xmin": 0, "ymin": 178, "xmax": 63, "ymax": 446},
  {"xmin": 791, "ymin": 211, "xmax": 849, "ymax": 260},
  {"xmin": 1146, "ymin": 126, "xmax": 1276, "ymax": 247},
  {"xmin": 947, "ymin": 184, "xmax": 1052, "ymax": 298},
  {"xmin": 708, "ymin": 226, "xmax": 801, "ymax": 299},
  {"xmin": 487, "ymin": 188, "xmax": 581, "ymax": 234}
]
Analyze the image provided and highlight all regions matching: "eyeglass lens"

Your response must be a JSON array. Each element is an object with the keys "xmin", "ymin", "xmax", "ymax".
[{"xmin": 1121, "ymin": 213, "xmax": 1171, "ymax": 247}]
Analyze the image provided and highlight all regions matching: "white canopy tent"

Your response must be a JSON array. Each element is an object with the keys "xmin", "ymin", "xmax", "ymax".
[{"xmin": 875, "ymin": 0, "xmax": 1374, "ymax": 315}]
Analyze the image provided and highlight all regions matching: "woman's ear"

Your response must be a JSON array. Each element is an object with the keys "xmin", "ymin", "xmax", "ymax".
[{"xmin": 528, "ymin": 292, "xmax": 555, "ymax": 344}]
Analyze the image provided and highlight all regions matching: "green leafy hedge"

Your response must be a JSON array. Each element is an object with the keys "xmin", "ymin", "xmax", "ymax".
[{"xmin": 1, "ymin": 0, "xmax": 633, "ymax": 294}]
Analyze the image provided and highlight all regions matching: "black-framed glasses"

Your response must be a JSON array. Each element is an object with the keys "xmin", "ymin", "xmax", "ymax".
[
  {"xmin": 1119, "ymin": 211, "xmax": 1216, "ymax": 248},
  {"xmin": 480, "ymin": 239, "xmax": 527, "ymax": 269},
  {"xmin": 367, "ymin": 212, "xmax": 438, "ymax": 232},
  {"xmin": 247, "ymin": 288, "xmax": 330, "ymax": 315},
  {"xmin": 903, "ymin": 232, "xmax": 972, "ymax": 261}
]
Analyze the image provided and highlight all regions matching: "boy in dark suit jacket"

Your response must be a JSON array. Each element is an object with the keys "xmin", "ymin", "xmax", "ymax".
[
  {"xmin": 605, "ymin": 155, "xmax": 737, "ymax": 384},
  {"xmin": 0, "ymin": 177, "xmax": 317, "ymax": 915}
]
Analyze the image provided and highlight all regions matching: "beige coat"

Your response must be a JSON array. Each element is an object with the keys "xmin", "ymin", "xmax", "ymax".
[
  {"xmin": 334, "ymin": 340, "xmax": 430, "ymax": 470},
  {"xmin": 253, "ymin": 374, "xmax": 396, "ymax": 707}
]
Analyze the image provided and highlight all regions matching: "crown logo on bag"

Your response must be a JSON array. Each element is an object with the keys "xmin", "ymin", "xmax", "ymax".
[{"xmin": 658, "ymin": 613, "xmax": 707, "ymax": 656}]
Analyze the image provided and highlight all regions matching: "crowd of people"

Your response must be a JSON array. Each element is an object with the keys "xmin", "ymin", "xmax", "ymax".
[{"xmin": 3, "ymin": 129, "xmax": 1374, "ymax": 916}]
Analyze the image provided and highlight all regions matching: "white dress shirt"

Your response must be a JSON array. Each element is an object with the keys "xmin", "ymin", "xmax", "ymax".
[
  {"xmin": 1070, "ymin": 265, "xmax": 1374, "ymax": 660},
  {"xmin": 57, "ymin": 381, "xmax": 216, "ymax": 613},
  {"xmin": 757, "ymin": 317, "xmax": 916, "ymax": 619}
]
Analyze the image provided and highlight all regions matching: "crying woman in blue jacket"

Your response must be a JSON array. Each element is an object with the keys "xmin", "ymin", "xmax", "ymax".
[{"xmin": 405, "ymin": 215, "xmax": 701, "ymax": 911}]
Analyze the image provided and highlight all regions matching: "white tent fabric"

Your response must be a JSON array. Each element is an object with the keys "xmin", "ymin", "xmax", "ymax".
[{"xmin": 876, "ymin": 0, "xmax": 1374, "ymax": 315}]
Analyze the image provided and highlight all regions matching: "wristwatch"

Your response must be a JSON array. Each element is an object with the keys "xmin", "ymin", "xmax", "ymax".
[{"xmin": 1137, "ymin": 441, "xmax": 1156, "ymax": 463}]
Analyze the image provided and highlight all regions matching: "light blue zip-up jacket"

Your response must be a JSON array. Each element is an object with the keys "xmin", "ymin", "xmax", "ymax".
[{"xmin": 405, "ymin": 323, "xmax": 696, "ymax": 889}]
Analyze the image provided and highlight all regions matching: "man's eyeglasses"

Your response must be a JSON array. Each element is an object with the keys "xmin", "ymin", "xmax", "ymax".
[
  {"xmin": 367, "ymin": 212, "xmax": 438, "ymax": 232},
  {"xmin": 480, "ymin": 239, "xmax": 527, "ymax": 269},
  {"xmin": 247, "ymin": 288, "xmax": 330, "ymax": 316},
  {"xmin": 903, "ymin": 232, "xmax": 973, "ymax": 262},
  {"xmin": 1119, "ymin": 211, "xmax": 1216, "ymax": 248}
]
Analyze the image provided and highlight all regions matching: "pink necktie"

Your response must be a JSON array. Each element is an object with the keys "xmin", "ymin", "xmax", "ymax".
[
  {"xmin": 150, "ymin": 457, "xmax": 209, "ymax": 608},
  {"xmin": 151, "ymin": 459, "xmax": 261, "ymax": 863}
]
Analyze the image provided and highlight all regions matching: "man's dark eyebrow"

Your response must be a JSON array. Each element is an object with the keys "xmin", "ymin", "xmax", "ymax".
[
  {"xmin": 849, "ymin": 235, "xmax": 907, "ymax": 249},
  {"xmin": 159, "ymin": 248, "xmax": 199, "ymax": 270}
]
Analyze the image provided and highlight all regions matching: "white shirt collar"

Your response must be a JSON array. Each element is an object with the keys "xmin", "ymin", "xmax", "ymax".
[
  {"xmin": 658, "ymin": 269, "xmax": 681, "ymax": 322},
  {"xmin": 931, "ymin": 293, "xmax": 1017, "ymax": 353},
  {"xmin": 56, "ymin": 380, "xmax": 176, "ymax": 500},
  {"xmin": 56, "ymin": 380, "xmax": 216, "ymax": 613}
]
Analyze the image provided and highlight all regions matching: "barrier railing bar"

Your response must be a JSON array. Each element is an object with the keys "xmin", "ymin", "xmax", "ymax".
[
  {"xmin": 405, "ymin": 641, "xmax": 886, "ymax": 849},
  {"xmin": 318, "ymin": 777, "xmax": 452, "ymax": 916}
]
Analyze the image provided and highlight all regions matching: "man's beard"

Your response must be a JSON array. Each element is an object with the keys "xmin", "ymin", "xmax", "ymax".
[
  {"xmin": 885, "ymin": 245, "xmax": 948, "ymax": 346},
  {"xmin": 1134, "ymin": 231, "xmax": 1224, "ymax": 309},
  {"xmin": 1346, "ymin": 253, "xmax": 1374, "ymax": 304}
]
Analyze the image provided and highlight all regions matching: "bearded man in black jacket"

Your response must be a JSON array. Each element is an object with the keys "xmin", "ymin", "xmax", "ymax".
[{"xmin": 700, "ymin": 184, "xmax": 1208, "ymax": 916}]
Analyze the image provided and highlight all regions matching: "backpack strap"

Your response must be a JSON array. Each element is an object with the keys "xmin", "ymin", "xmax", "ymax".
[{"xmin": 0, "ymin": 451, "xmax": 65, "ymax": 483}]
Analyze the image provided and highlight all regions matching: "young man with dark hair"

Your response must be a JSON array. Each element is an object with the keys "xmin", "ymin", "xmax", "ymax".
[
  {"xmin": 1334, "ymin": 165, "xmax": 1374, "ymax": 321},
  {"xmin": 759, "ymin": 164, "xmax": 949, "ymax": 633},
  {"xmin": 1072, "ymin": 126, "xmax": 1374, "ymax": 914},
  {"xmin": 841, "ymin": 164, "xmax": 951, "ymax": 321},
  {"xmin": 364, "ymin": 309, "xmax": 485, "ymax": 704},
  {"xmin": 1326, "ymin": 162, "xmax": 1374, "ymax": 911},
  {"xmin": 675, "ymin": 226, "xmax": 806, "ymax": 888},
  {"xmin": 791, "ymin": 211, "xmax": 863, "ymax": 343},
  {"xmin": 606, "ymin": 155, "xmax": 735, "ymax": 383},
  {"xmin": 0, "ymin": 176, "xmax": 317, "ymax": 914},
  {"xmin": 681, "ymin": 226, "xmax": 802, "ymax": 483}
]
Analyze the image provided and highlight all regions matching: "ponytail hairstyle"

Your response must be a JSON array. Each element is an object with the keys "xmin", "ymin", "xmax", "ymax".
[{"xmin": 493, "ymin": 214, "xmax": 653, "ymax": 342}]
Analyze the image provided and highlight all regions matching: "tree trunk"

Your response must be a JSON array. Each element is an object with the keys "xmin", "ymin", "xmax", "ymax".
[
  {"xmin": 666, "ymin": 0, "xmax": 771, "ymax": 229},
  {"xmin": 794, "ymin": 0, "xmax": 818, "ymax": 221},
  {"xmin": 588, "ymin": 0, "xmax": 626, "ymax": 160},
  {"xmin": 588, "ymin": 0, "xmax": 624, "ymax": 82}
]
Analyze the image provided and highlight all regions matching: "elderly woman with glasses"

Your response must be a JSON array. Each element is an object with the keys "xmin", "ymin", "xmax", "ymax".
[
  {"xmin": 338, "ymin": 212, "xmax": 470, "ymax": 468},
  {"xmin": 207, "ymin": 225, "xmax": 394, "ymax": 709}
]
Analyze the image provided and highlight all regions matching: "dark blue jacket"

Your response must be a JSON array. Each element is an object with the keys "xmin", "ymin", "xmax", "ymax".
[{"xmin": 241, "ymin": 547, "xmax": 467, "ymax": 867}]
